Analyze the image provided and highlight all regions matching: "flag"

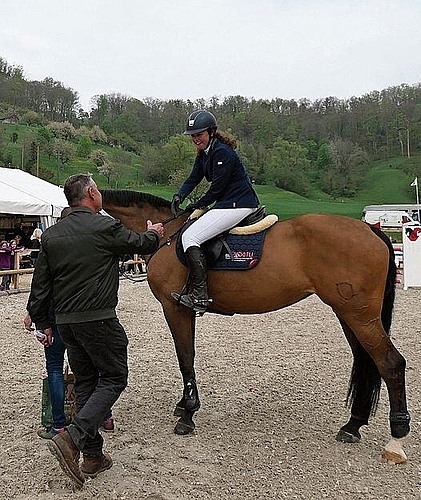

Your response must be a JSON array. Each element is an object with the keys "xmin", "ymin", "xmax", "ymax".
[{"xmin": 411, "ymin": 177, "xmax": 418, "ymax": 187}]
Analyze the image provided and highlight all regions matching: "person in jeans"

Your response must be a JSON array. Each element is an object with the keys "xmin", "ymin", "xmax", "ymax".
[{"xmin": 27, "ymin": 173, "xmax": 164, "ymax": 488}]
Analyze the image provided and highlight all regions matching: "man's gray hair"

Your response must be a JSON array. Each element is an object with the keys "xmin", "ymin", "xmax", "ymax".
[{"xmin": 64, "ymin": 173, "xmax": 94, "ymax": 206}]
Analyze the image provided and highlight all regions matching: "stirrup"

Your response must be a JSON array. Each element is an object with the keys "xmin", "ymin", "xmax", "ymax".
[{"xmin": 171, "ymin": 292, "xmax": 212, "ymax": 316}]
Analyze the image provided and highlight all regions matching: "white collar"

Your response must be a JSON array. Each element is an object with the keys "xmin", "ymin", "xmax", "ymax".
[{"xmin": 204, "ymin": 136, "xmax": 215, "ymax": 155}]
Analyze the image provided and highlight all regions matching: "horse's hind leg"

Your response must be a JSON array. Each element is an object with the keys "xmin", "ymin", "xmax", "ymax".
[
  {"xmin": 338, "ymin": 315, "xmax": 410, "ymax": 463},
  {"xmin": 336, "ymin": 319, "xmax": 381, "ymax": 443},
  {"xmin": 162, "ymin": 302, "xmax": 201, "ymax": 435}
]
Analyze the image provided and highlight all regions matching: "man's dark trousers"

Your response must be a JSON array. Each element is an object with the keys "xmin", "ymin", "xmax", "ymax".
[{"xmin": 58, "ymin": 318, "xmax": 128, "ymax": 455}]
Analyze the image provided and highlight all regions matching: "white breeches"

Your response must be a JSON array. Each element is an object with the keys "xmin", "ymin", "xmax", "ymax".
[{"xmin": 182, "ymin": 208, "xmax": 256, "ymax": 251}]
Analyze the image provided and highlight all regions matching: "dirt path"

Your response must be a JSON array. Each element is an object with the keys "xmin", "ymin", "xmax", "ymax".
[{"xmin": 0, "ymin": 276, "xmax": 420, "ymax": 499}]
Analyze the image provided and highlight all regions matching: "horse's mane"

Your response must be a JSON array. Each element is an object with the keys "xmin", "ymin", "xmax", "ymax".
[{"xmin": 100, "ymin": 189, "xmax": 171, "ymax": 209}]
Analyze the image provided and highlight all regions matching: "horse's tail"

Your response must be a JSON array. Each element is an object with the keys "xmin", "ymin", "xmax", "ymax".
[
  {"xmin": 369, "ymin": 225, "xmax": 397, "ymax": 333},
  {"xmin": 346, "ymin": 225, "xmax": 397, "ymax": 415}
]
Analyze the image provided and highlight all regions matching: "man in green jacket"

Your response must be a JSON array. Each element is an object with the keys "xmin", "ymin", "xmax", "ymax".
[{"xmin": 27, "ymin": 173, "xmax": 164, "ymax": 488}]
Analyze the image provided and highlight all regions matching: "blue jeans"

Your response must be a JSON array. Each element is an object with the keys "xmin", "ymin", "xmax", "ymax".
[{"xmin": 45, "ymin": 327, "xmax": 67, "ymax": 429}]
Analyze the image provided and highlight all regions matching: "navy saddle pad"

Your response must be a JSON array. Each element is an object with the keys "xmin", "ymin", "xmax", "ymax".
[{"xmin": 176, "ymin": 230, "xmax": 266, "ymax": 271}]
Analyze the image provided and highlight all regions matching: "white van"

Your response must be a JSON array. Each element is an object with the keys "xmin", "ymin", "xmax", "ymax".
[{"xmin": 363, "ymin": 210, "xmax": 416, "ymax": 228}]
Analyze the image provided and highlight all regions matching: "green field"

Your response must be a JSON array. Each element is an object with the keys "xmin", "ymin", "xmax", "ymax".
[{"xmin": 139, "ymin": 163, "xmax": 418, "ymax": 222}]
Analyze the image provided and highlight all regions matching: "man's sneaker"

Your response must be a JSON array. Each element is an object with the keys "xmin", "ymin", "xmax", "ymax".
[
  {"xmin": 47, "ymin": 430, "xmax": 84, "ymax": 489},
  {"xmin": 100, "ymin": 417, "xmax": 115, "ymax": 432},
  {"xmin": 37, "ymin": 426, "xmax": 65, "ymax": 440},
  {"xmin": 81, "ymin": 452, "xmax": 113, "ymax": 478}
]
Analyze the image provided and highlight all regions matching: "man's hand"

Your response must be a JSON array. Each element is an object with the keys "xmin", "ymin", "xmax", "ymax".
[
  {"xmin": 35, "ymin": 328, "xmax": 54, "ymax": 347},
  {"xmin": 24, "ymin": 313, "xmax": 32, "ymax": 331},
  {"xmin": 147, "ymin": 220, "xmax": 164, "ymax": 238},
  {"xmin": 24, "ymin": 313, "xmax": 54, "ymax": 347}
]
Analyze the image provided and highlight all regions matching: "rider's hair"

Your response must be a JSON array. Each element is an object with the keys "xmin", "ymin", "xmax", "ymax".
[
  {"xmin": 196, "ymin": 130, "xmax": 237, "ymax": 158},
  {"xmin": 215, "ymin": 131, "xmax": 237, "ymax": 149}
]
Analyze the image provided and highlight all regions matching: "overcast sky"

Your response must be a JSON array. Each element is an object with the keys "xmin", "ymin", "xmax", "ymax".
[{"xmin": 1, "ymin": 0, "xmax": 420, "ymax": 112}]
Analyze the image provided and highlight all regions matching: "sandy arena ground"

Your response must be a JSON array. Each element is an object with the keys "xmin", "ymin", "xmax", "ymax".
[{"xmin": 0, "ymin": 275, "xmax": 420, "ymax": 499}]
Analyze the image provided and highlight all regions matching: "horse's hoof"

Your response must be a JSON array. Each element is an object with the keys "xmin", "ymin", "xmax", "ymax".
[
  {"xmin": 381, "ymin": 437, "xmax": 407, "ymax": 464},
  {"xmin": 381, "ymin": 449, "xmax": 407, "ymax": 464},
  {"xmin": 336, "ymin": 429, "xmax": 360, "ymax": 443},
  {"xmin": 174, "ymin": 420, "xmax": 195, "ymax": 435}
]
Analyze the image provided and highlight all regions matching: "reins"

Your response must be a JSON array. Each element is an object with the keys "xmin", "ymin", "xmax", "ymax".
[
  {"xmin": 145, "ymin": 210, "xmax": 188, "ymax": 266},
  {"xmin": 117, "ymin": 209, "xmax": 188, "ymax": 282}
]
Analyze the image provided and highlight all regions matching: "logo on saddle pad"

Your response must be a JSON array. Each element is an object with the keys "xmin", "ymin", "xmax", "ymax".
[{"xmin": 225, "ymin": 249, "xmax": 257, "ymax": 266}]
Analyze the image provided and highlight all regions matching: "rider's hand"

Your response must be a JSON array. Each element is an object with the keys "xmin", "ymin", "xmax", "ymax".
[
  {"xmin": 171, "ymin": 194, "xmax": 182, "ymax": 216},
  {"xmin": 147, "ymin": 220, "xmax": 164, "ymax": 237},
  {"xmin": 185, "ymin": 202, "xmax": 199, "ymax": 211}
]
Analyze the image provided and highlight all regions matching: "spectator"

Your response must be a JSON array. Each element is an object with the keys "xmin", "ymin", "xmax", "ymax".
[
  {"xmin": 27, "ymin": 173, "xmax": 164, "ymax": 488},
  {"xmin": 0, "ymin": 240, "xmax": 12, "ymax": 292},
  {"xmin": 14, "ymin": 234, "xmax": 24, "ymax": 249},
  {"xmin": 29, "ymin": 228, "xmax": 43, "ymax": 268},
  {"xmin": 0, "ymin": 239, "xmax": 20, "ymax": 292}
]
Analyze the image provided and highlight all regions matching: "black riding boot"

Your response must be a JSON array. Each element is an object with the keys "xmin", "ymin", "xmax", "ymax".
[{"xmin": 173, "ymin": 246, "xmax": 211, "ymax": 315}]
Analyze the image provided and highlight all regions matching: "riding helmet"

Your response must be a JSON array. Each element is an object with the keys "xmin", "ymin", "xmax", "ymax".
[{"xmin": 184, "ymin": 110, "xmax": 217, "ymax": 135}]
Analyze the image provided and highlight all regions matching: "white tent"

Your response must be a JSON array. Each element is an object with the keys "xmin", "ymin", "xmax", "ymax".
[{"xmin": 0, "ymin": 167, "xmax": 67, "ymax": 227}]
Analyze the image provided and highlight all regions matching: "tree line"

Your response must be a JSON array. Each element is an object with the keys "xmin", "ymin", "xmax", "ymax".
[{"xmin": 1, "ymin": 56, "xmax": 420, "ymax": 197}]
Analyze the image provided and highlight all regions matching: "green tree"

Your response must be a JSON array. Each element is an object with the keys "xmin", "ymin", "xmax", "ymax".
[
  {"xmin": 324, "ymin": 139, "xmax": 370, "ymax": 197},
  {"xmin": 161, "ymin": 134, "xmax": 196, "ymax": 184},
  {"xmin": 76, "ymin": 135, "xmax": 93, "ymax": 158},
  {"xmin": 266, "ymin": 138, "xmax": 311, "ymax": 196}
]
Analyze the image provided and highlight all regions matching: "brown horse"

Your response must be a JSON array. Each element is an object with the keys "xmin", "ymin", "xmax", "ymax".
[{"xmin": 101, "ymin": 189, "xmax": 410, "ymax": 464}]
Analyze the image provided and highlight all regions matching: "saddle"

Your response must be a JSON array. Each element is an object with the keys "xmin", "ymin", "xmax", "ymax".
[{"xmin": 176, "ymin": 207, "xmax": 278, "ymax": 271}]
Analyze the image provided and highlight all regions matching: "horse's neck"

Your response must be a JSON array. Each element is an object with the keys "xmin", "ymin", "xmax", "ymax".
[{"xmin": 104, "ymin": 204, "xmax": 180, "ymax": 234}]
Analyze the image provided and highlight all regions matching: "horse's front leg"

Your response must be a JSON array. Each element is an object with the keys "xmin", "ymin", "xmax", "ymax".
[{"xmin": 163, "ymin": 302, "xmax": 200, "ymax": 435}]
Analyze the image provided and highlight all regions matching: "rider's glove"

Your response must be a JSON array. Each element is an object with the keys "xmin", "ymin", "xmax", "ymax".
[
  {"xmin": 185, "ymin": 202, "xmax": 198, "ymax": 212},
  {"xmin": 171, "ymin": 194, "xmax": 182, "ymax": 215}
]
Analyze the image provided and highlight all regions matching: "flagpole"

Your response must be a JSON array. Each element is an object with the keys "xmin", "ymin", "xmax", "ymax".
[{"xmin": 413, "ymin": 178, "xmax": 420, "ymax": 222}]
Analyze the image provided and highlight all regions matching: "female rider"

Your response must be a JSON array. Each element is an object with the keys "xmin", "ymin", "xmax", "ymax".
[{"xmin": 171, "ymin": 110, "xmax": 260, "ymax": 314}]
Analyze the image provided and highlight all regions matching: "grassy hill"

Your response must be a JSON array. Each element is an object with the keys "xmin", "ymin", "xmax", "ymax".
[
  {"xmin": 103, "ymin": 163, "xmax": 420, "ymax": 222},
  {"xmin": 1, "ymin": 123, "xmax": 419, "ymax": 221}
]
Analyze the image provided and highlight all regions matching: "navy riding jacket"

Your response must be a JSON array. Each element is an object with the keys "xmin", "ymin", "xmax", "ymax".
[{"xmin": 177, "ymin": 138, "xmax": 260, "ymax": 209}]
